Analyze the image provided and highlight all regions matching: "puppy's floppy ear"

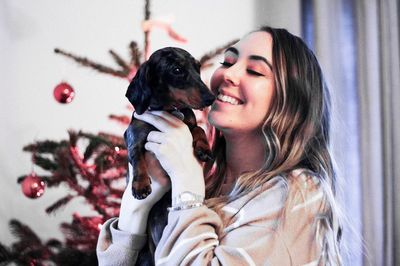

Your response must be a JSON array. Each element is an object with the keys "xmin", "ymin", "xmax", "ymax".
[{"xmin": 125, "ymin": 62, "xmax": 151, "ymax": 115}]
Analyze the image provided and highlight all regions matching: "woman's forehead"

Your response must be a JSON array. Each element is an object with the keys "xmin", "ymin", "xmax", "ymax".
[{"xmin": 230, "ymin": 31, "xmax": 273, "ymax": 60}]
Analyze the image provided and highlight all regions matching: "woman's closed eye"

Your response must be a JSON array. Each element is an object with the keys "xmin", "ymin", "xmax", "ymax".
[
  {"xmin": 219, "ymin": 61, "xmax": 265, "ymax": 77},
  {"xmin": 246, "ymin": 69, "xmax": 264, "ymax": 76},
  {"xmin": 220, "ymin": 61, "xmax": 233, "ymax": 67}
]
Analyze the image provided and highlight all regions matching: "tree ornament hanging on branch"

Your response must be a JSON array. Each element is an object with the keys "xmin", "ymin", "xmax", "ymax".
[
  {"xmin": 53, "ymin": 82, "xmax": 75, "ymax": 104},
  {"xmin": 21, "ymin": 172, "xmax": 46, "ymax": 199}
]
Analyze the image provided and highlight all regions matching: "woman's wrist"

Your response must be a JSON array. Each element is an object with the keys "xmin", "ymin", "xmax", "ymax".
[
  {"xmin": 118, "ymin": 207, "xmax": 150, "ymax": 234},
  {"xmin": 170, "ymin": 159, "xmax": 205, "ymax": 197},
  {"xmin": 168, "ymin": 190, "xmax": 205, "ymax": 211},
  {"xmin": 171, "ymin": 171, "xmax": 205, "ymax": 211},
  {"xmin": 172, "ymin": 191, "xmax": 204, "ymax": 206},
  {"xmin": 172, "ymin": 179, "xmax": 205, "ymax": 199}
]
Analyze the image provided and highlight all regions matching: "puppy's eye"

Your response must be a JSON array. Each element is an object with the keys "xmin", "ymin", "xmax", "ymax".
[{"xmin": 172, "ymin": 67, "xmax": 182, "ymax": 75}]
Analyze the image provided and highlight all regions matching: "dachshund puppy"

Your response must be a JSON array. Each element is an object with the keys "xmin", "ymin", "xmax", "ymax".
[{"xmin": 124, "ymin": 47, "xmax": 215, "ymax": 199}]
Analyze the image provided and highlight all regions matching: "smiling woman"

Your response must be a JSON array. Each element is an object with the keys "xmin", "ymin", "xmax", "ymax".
[
  {"xmin": 209, "ymin": 31, "xmax": 275, "ymax": 134},
  {"xmin": 97, "ymin": 26, "xmax": 343, "ymax": 265}
]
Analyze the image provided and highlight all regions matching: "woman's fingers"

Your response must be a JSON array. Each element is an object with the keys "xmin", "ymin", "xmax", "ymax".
[
  {"xmin": 134, "ymin": 111, "xmax": 182, "ymax": 132},
  {"xmin": 149, "ymin": 110, "xmax": 183, "ymax": 124},
  {"xmin": 144, "ymin": 141, "xmax": 160, "ymax": 155},
  {"xmin": 147, "ymin": 131, "xmax": 164, "ymax": 144},
  {"xmin": 143, "ymin": 141, "xmax": 173, "ymax": 162}
]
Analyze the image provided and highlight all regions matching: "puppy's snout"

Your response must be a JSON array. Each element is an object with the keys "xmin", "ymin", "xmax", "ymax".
[{"xmin": 203, "ymin": 93, "xmax": 216, "ymax": 106}]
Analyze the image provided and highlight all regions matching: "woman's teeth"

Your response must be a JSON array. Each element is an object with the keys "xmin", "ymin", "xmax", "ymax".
[{"xmin": 217, "ymin": 94, "xmax": 241, "ymax": 105}]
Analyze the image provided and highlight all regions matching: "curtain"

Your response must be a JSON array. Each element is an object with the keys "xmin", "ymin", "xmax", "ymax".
[
  {"xmin": 356, "ymin": 0, "xmax": 400, "ymax": 265},
  {"xmin": 303, "ymin": 0, "xmax": 400, "ymax": 265},
  {"xmin": 302, "ymin": 0, "xmax": 363, "ymax": 265}
]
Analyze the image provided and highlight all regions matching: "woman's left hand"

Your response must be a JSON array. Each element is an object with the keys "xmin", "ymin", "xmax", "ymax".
[{"xmin": 134, "ymin": 111, "xmax": 205, "ymax": 199}]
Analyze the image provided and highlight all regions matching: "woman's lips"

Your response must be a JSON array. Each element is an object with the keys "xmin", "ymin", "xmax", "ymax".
[{"xmin": 216, "ymin": 91, "xmax": 244, "ymax": 105}]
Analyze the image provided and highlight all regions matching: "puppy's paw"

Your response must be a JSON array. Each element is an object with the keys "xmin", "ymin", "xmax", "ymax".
[
  {"xmin": 191, "ymin": 126, "xmax": 213, "ymax": 162},
  {"xmin": 132, "ymin": 182, "xmax": 152, "ymax": 200}
]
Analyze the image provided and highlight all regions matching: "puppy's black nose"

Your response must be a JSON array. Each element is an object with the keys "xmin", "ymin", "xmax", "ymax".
[{"xmin": 203, "ymin": 93, "xmax": 216, "ymax": 106}]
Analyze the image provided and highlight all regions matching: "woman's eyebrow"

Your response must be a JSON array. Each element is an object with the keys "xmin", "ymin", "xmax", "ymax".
[
  {"xmin": 224, "ymin": 47, "xmax": 273, "ymax": 71},
  {"xmin": 249, "ymin": 55, "xmax": 273, "ymax": 71}
]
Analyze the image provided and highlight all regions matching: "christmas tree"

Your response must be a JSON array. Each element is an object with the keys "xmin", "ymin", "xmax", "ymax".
[{"xmin": 0, "ymin": 1, "xmax": 237, "ymax": 265}]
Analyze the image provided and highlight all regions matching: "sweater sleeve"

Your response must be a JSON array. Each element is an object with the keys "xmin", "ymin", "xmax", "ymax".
[
  {"xmin": 154, "ymin": 174, "xmax": 330, "ymax": 266},
  {"xmin": 96, "ymin": 218, "xmax": 147, "ymax": 266}
]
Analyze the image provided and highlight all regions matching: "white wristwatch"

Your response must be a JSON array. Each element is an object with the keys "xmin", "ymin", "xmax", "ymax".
[{"xmin": 172, "ymin": 191, "xmax": 204, "ymax": 207}]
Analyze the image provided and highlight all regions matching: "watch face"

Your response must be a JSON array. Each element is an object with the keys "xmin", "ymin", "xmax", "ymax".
[
  {"xmin": 181, "ymin": 192, "xmax": 194, "ymax": 202},
  {"xmin": 173, "ymin": 191, "xmax": 204, "ymax": 206}
]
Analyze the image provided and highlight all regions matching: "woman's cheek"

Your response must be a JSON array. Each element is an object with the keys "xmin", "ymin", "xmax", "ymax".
[{"xmin": 209, "ymin": 68, "xmax": 223, "ymax": 94}]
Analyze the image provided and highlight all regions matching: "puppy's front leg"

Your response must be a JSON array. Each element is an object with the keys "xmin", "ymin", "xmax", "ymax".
[
  {"xmin": 131, "ymin": 150, "xmax": 152, "ymax": 199},
  {"xmin": 125, "ymin": 122, "xmax": 152, "ymax": 200},
  {"xmin": 191, "ymin": 126, "xmax": 213, "ymax": 162},
  {"xmin": 179, "ymin": 108, "xmax": 213, "ymax": 162}
]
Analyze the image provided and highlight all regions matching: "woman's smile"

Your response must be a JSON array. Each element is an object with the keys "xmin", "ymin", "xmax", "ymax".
[
  {"xmin": 208, "ymin": 31, "xmax": 275, "ymax": 132},
  {"xmin": 215, "ymin": 89, "xmax": 244, "ymax": 105}
]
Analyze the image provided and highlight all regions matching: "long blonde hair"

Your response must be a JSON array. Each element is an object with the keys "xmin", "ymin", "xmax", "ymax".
[{"xmin": 204, "ymin": 26, "xmax": 342, "ymax": 264}]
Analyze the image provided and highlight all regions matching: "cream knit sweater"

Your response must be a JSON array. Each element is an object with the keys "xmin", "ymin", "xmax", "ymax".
[{"xmin": 97, "ymin": 170, "xmax": 339, "ymax": 265}]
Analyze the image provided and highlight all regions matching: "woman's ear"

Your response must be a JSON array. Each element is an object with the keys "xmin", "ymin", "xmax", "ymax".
[{"xmin": 125, "ymin": 62, "xmax": 151, "ymax": 114}]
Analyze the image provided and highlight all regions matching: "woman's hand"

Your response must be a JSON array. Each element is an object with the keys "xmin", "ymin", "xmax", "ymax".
[
  {"xmin": 134, "ymin": 111, "xmax": 205, "ymax": 199},
  {"xmin": 118, "ymin": 159, "xmax": 170, "ymax": 234}
]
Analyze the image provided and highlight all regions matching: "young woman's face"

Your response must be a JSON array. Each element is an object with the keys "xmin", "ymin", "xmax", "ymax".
[{"xmin": 208, "ymin": 31, "xmax": 275, "ymax": 134}]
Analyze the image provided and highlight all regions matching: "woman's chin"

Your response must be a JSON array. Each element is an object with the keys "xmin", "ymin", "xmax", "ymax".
[{"xmin": 208, "ymin": 113, "xmax": 236, "ymax": 132}]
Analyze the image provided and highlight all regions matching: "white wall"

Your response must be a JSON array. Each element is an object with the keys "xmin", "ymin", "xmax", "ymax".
[{"xmin": 0, "ymin": 0, "xmax": 299, "ymax": 245}]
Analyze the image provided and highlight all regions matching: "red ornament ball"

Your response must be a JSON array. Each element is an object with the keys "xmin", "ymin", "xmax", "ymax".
[
  {"xmin": 21, "ymin": 172, "xmax": 45, "ymax": 199},
  {"xmin": 53, "ymin": 82, "xmax": 75, "ymax": 104}
]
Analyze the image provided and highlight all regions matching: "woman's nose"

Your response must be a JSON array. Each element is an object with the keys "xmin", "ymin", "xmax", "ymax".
[{"xmin": 222, "ymin": 64, "xmax": 241, "ymax": 86}]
